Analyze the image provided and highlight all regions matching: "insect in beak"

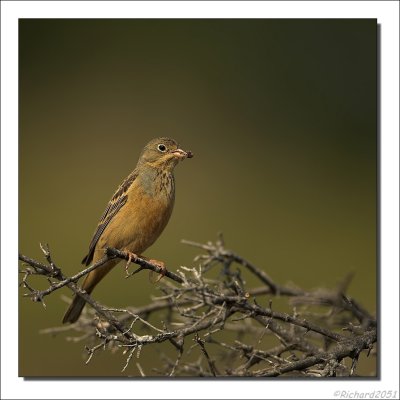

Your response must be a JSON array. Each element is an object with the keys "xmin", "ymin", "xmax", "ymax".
[{"xmin": 172, "ymin": 149, "xmax": 194, "ymax": 159}]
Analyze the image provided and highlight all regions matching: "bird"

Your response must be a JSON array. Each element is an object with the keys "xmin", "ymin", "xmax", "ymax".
[{"xmin": 62, "ymin": 137, "xmax": 193, "ymax": 324}]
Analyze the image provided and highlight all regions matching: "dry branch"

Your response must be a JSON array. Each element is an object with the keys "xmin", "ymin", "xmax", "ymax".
[{"xmin": 19, "ymin": 236, "xmax": 377, "ymax": 377}]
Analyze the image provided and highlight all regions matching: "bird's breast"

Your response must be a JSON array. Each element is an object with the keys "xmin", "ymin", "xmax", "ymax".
[{"xmin": 103, "ymin": 172, "xmax": 175, "ymax": 254}]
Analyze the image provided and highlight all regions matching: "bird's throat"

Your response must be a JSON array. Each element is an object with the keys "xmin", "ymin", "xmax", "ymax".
[{"xmin": 139, "ymin": 165, "xmax": 175, "ymax": 200}]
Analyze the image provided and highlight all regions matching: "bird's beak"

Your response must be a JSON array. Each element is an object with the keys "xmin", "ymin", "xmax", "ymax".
[{"xmin": 172, "ymin": 148, "xmax": 194, "ymax": 159}]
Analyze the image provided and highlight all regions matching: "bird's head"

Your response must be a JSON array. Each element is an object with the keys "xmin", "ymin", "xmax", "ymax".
[{"xmin": 138, "ymin": 137, "xmax": 193, "ymax": 171}]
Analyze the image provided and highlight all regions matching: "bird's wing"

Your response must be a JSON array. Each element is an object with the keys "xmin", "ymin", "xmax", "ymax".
[{"xmin": 82, "ymin": 171, "xmax": 138, "ymax": 266}]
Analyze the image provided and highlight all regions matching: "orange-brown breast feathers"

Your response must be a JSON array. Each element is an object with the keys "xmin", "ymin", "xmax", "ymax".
[
  {"xmin": 82, "ymin": 167, "xmax": 176, "ymax": 266},
  {"xmin": 95, "ymin": 172, "xmax": 175, "ymax": 257}
]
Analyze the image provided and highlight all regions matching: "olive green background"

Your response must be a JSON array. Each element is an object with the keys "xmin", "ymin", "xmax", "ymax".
[{"xmin": 19, "ymin": 19, "xmax": 377, "ymax": 377}]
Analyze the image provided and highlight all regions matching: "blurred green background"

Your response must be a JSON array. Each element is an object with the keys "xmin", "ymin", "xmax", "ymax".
[{"xmin": 19, "ymin": 19, "xmax": 377, "ymax": 377}]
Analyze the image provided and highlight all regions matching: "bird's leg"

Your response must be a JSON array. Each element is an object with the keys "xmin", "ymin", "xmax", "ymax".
[
  {"xmin": 142, "ymin": 257, "xmax": 167, "ymax": 283},
  {"xmin": 149, "ymin": 258, "xmax": 166, "ymax": 275},
  {"xmin": 123, "ymin": 250, "xmax": 139, "ymax": 277}
]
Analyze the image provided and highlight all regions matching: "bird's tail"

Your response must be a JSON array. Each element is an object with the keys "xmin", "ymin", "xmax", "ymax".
[
  {"xmin": 62, "ymin": 294, "xmax": 88, "ymax": 324},
  {"xmin": 62, "ymin": 258, "xmax": 119, "ymax": 324}
]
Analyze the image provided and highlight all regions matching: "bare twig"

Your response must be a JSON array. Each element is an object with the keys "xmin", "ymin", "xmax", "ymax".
[
  {"xmin": 19, "ymin": 236, "xmax": 376, "ymax": 377},
  {"xmin": 194, "ymin": 333, "xmax": 219, "ymax": 376}
]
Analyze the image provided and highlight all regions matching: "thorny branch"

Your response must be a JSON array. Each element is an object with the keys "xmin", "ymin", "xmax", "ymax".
[{"xmin": 19, "ymin": 235, "xmax": 376, "ymax": 377}]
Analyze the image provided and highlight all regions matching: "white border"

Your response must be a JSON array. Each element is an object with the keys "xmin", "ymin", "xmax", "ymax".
[{"xmin": 1, "ymin": 2, "xmax": 399, "ymax": 399}]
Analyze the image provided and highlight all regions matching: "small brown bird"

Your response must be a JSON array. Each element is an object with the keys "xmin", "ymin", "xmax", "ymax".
[{"xmin": 62, "ymin": 137, "xmax": 193, "ymax": 323}]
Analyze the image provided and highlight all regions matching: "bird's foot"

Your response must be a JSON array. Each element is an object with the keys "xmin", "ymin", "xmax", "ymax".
[
  {"xmin": 147, "ymin": 258, "xmax": 167, "ymax": 283},
  {"xmin": 124, "ymin": 251, "xmax": 139, "ymax": 277}
]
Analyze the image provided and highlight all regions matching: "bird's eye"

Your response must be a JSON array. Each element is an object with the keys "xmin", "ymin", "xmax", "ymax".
[{"xmin": 157, "ymin": 144, "xmax": 167, "ymax": 152}]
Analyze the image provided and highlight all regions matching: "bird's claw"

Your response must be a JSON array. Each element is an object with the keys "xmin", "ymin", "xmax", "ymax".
[
  {"xmin": 148, "ymin": 259, "xmax": 167, "ymax": 283},
  {"xmin": 125, "ymin": 251, "xmax": 138, "ymax": 276}
]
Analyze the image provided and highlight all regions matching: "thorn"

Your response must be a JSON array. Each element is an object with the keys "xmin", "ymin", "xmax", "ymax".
[
  {"xmin": 125, "ymin": 266, "xmax": 144, "ymax": 279},
  {"xmin": 350, "ymin": 354, "xmax": 359, "ymax": 376},
  {"xmin": 337, "ymin": 271, "xmax": 355, "ymax": 295},
  {"xmin": 39, "ymin": 242, "xmax": 48, "ymax": 256}
]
